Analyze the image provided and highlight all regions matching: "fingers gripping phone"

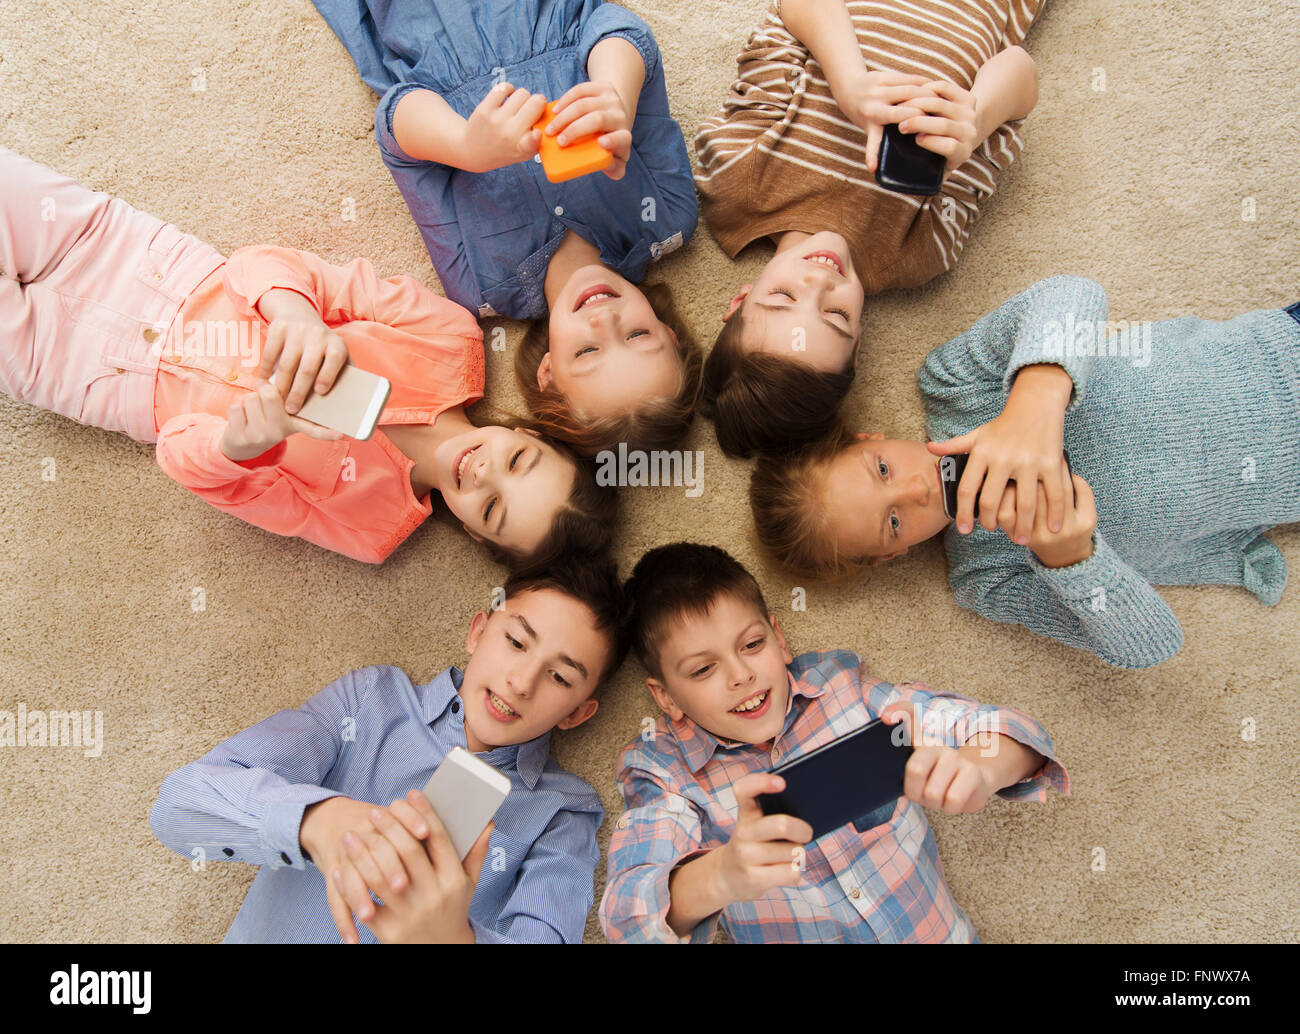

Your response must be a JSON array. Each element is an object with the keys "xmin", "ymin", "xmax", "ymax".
[
  {"xmin": 940, "ymin": 450, "xmax": 1075, "ymax": 520},
  {"xmin": 875, "ymin": 123, "xmax": 945, "ymax": 196},
  {"xmin": 757, "ymin": 718, "xmax": 912, "ymax": 840},
  {"xmin": 420, "ymin": 747, "xmax": 512, "ymax": 860},
  {"xmin": 294, "ymin": 363, "xmax": 391, "ymax": 441}
]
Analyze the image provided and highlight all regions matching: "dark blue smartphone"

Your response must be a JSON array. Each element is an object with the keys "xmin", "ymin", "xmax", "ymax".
[
  {"xmin": 875, "ymin": 122, "xmax": 945, "ymax": 196},
  {"xmin": 757, "ymin": 718, "xmax": 911, "ymax": 839}
]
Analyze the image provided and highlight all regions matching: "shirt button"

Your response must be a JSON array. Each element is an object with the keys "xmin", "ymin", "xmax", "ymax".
[
  {"xmin": 533, "ymin": 154, "xmax": 542, "ymax": 163},
  {"xmin": 450, "ymin": 700, "xmax": 460, "ymax": 714},
  {"xmin": 154, "ymin": 273, "xmax": 163, "ymax": 281},
  {"xmin": 772, "ymin": 746, "xmax": 782, "ymax": 762},
  {"xmin": 142, "ymin": 327, "xmax": 159, "ymax": 343},
  {"xmin": 114, "ymin": 368, "xmax": 125, "ymax": 375},
  {"xmin": 280, "ymin": 852, "xmax": 292, "ymax": 865},
  {"xmin": 223, "ymin": 848, "xmax": 234, "ymax": 857},
  {"xmin": 226, "ymin": 370, "xmax": 238, "ymax": 381},
  {"xmin": 849, "ymin": 886, "xmax": 861, "ymax": 899},
  {"xmin": 617, "ymin": 815, "xmax": 631, "ymax": 830},
  {"xmin": 553, "ymin": 206, "xmax": 564, "ymax": 216}
]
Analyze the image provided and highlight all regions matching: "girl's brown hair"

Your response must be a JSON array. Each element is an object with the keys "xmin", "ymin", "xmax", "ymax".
[
  {"xmin": 701, "ymin": 309, "xmax": 856, "ymax": 460},
  {"xmin": 483, "ymin": 428, "xmax": 619, "ymax": 573},
  {"xmin": 749, "ymin": 422, "xmax": 862, "ymax": 579},
  {"xmin": 513, "ymin": 282, "xmax": 703, "ymax": 457}
]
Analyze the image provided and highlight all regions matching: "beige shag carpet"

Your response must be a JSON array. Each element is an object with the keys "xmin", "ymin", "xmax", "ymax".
[{"xmin": 1, "ymin": 0, "xmax": 1297, "ymax": 943}]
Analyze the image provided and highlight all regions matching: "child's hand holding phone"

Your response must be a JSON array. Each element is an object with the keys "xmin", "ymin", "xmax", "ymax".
[
  {"xmin": 999, "ymin": 471, "xmax": 1097, "ymax": 569},
  {"xmin": 330, "ymin": 790, "xmax": 492, "ymax": 944},
  {"xmin": 461, "ymin": 81, "xmax": 549, "ymax": 173},
  {"xmin": 255, "ymin": 290, "xmax": 351, "ymax": 416},
  {"xmin": 219, "ymin": 381, "xmax": 343, "ymax": 462},
  {"xmin": 834, "ymin": 69, "xmax": 934, "ymax": 174},
  {"xmin": 545, "ymin": 80, "xmax": 631, "ymax": 180},
  {"xmin": 895, "ymin": 79, "xmax": 979, "ymax": 172},
  {"xmin": 929, "ymin": 364, "xmax": 1074, "ymax": 540},
  {"xmin": 299, "ymin": 795, "xmax": 402, "ymax": 944}
]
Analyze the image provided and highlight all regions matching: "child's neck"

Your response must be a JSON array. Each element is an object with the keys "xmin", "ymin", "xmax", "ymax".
[
  {"xmin": 382, "ymin": 406, "xmax": 476, "ymax": 500},
  {"xmin": 543, "ymin": 230, "xmax": 604, "ymax": 309}
]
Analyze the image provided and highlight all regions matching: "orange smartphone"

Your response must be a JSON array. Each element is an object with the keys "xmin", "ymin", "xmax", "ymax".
[{"xmin": 533, "ymin": 100, "xmax": 613, "ymax": 183}]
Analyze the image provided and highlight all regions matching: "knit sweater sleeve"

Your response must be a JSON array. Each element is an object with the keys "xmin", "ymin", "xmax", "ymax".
[
  {"xmin": 919, "ymin": 275, "xmax": 1109, "ymax": 419},
  {"xmin": 946, "ymin": 526, "xmax": 1185, "ymax": 669}
]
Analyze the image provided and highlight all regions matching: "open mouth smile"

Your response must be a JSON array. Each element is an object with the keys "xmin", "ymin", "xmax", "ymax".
[
  {"xmin": 574, "ymin": 284, "xmax": 620, "ymax": 312},
  {"xmin": 730, "ymin": 689, "xmax": 771, "ymax": 718},
  {"xmin": 804, "ymin": 251, "xmax": 844, "ymax": 276},
  {"xmin": 485, "ymin": 689, "xmax": 520, "ymax": 722}
]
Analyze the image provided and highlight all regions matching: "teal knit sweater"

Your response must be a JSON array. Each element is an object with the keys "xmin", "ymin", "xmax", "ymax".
[{"xmin": 917, "ymin": 276, "xmax": 1300, "ymax": 668}]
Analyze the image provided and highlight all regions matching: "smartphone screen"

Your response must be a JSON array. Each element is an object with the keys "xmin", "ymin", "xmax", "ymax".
[
  {"xmin": 758, "ymin": 718, "xmax": 911, "ymax": 840},
  {"xmin": 295, "ymin": 364, "xmax": 391, "ymax": 440},
  {"xmin": 421, "ymin": 747, "xmax": 512, "ymax": 860}
]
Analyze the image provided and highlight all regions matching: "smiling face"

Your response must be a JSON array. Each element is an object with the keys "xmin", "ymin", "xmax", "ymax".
[
  {"xmin": 646, "ymin": 591, "xmax": 795, "ymax": 746},
  {"xmin": 726, "ymin": 231, "xmax": 866, "ymax": 374},
  {"xmin": 819, "ymin": 434, "xmax": 953, "ymax": 562},
  {"xmin": 540, "ymin": 265, "xmax": 684, "ymax": 419},
  {"xmin": 460, "ymin": 587, "xmax": 610, "ymax": 752},
  {"xmin": 433, "ymin": 425, "xmax": 576, "ymax": 557}
]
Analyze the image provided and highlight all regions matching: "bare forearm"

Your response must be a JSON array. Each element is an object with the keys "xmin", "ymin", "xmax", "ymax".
[
  {"xmin": 392, "ymin": 87, "xmax": 471, "ymax": 166},
  {"xmin": 959, "ymin": 732, "xmax": 1043, "ymax": 789},
  {"xmin": 971, "ymin": 45, "xmax": 1038, "ymax": 143},
  {"xmin": 586, "ymin": 36, "xmax": 645, "ymax": 125},
  {"xmin": 779, "ymin": 0, "xmax": 869, "ymax": 104},
  {"xmin": 1008, "ymin": 362, "xmax": 1073, "ymax": 416},
  {"xmin": 665, "ymin": 850, "xmax": 726, "ymax": 937}
]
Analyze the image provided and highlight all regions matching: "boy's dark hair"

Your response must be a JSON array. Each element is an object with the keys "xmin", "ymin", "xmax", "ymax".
[
  {"xmin": 514, "ymin": 282, "xmax": 704, "ymax": 457},
  {"xmin": 701, "ymin": 308, "xmax": 855, "ymax": 459},
  {"xmin": 749, "ymin": 421, "xmax": 862, "ymax": 579},
  {"xmin": 503, "ymin": 553, "xmax": 632, "ymax": 689},
  {"xmin": 485, "ymin": 429, "xmax": 618, "ymax": 572},
  {"xmin": 624, "ymin": 542, "xmax": 769, "ymax": 680}
]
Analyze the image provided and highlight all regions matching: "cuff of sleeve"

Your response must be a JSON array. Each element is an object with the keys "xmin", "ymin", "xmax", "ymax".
[
  {"xmin": 1027, "ymin": 528, "xmax": 1111, "ymax": 601},
  {"xmin": 579, "ymin": 5, "xmax": 659, "ymax": 85},
  {"xmin": 234, "ymin": 441, "xmax": 288, "ymax": 469},
  {"xmin": 262, "ymin": 790, "xmax": 344, "ymax": 870},
  {"xmin": 375, "ymin": 82, "xmax": 432, "ymax": 165},
  {"xmin": 1002, "ymin": 275, "xmax": 1110, "ymax": 411}
]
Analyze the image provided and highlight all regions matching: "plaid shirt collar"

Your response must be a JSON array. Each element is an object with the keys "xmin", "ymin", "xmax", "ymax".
[{"xmin": 669, "ymin": 668, "xmax": 826, "ymax": 775}]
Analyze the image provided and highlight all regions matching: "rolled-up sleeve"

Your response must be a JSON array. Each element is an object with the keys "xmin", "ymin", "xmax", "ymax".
[
  {"xmin": 600, "ymin": 764, "xmax": 719, "ymax": 944},
  {"xmin": 578, "ymin": 3, "xmax": 660, "ymax": 85}
]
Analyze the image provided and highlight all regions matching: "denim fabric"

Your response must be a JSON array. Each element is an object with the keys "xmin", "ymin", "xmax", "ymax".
[{"xmin": 312, "ymin": 0, "xmax": 697, "ymax": 319}]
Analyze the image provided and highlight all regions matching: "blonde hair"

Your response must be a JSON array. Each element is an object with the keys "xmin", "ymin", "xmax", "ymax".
[
  {"xmin": 513, "ymin": 282, "xmax": 703, "ymax": 457},
  {"xmin": 749, "ymin": 423, "xmax": 866, "ymax": 579}
]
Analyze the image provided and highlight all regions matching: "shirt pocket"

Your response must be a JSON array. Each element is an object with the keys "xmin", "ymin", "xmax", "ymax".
[{"xmin": 54, "ymin": 291, "xmax": 152, "ymax": 424}]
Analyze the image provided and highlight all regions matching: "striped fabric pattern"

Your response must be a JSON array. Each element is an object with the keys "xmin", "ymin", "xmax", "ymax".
[
  {"xmin": 149, "ymin": 664, "xmax": 604, "ymax": 943},
  {"xmin": 599, "ymin": 649, "xmax": 1069, "ymax": 943},
  {"xmin": 695, "ymin": 0, "xmax": 1044, "ymax": 293}
]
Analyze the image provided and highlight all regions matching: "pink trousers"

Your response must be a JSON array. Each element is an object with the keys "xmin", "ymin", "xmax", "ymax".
[{"xmin": 0, "ymin": 147, "xmax": 225, "ymax": 442}]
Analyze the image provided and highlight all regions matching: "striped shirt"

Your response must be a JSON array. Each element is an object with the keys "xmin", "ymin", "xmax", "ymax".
[
  {"xmin": 150, "ymin": 665, "xmax": 603, "ymax": 943},
  {"xmin": 599, "ymin": 650, "xmax": 1069, "ymax": 943},
  {"xmin": 695, "ymin": 0, "xmax": 1044, "ymax": 294}
]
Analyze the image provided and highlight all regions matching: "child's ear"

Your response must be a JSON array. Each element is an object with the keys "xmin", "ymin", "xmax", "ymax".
[
  {"xmin": 465, "ymin": 609, "xmax": 490, "ymax": 654},
  {"xmin": 723, "ymin": 286, "xmax": 752, "ymax": 323},
  {"xmin": 852, "ymin": 431, "xmax": 885, "ymax": 442},
  {"xmin": 868, "ymin": 549, "xmax": 906, "ymax": 566},
  {"xmin": 536, "ymin": 351, "xmax": 553, "ymax": 391},
  {"xmin": 556, "ymin": 697, "xmax": 598, "ymax": 731},
  {"xmin": 646, "ymin": 677, "xmax": 682, "ymax": 721},
  {"xmin": 768, "ymin": 614, "xmax": 795, "ymax": 665}
]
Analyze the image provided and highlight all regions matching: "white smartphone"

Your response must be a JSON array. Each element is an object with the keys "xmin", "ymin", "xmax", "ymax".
[
  {"xmin": 420, "ymin": 747, "xmax": 512, "ymax": 860},
  {"xmin": 295, "ymin": 363, "xmax": 391, "ymax": 440}
]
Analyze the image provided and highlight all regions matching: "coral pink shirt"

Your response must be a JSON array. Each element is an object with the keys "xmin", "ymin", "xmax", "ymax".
[{"xmin": 152, "ymin": 246, "xmax": 484, "ymax": 563}]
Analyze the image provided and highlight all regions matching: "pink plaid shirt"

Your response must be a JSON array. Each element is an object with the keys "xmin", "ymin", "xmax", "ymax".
[{"xmin": 600, "ymin": 649, "xmax": 1070, "ymax": 943}]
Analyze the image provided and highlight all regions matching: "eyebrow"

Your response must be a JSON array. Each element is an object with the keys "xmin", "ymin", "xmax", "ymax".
[
  {"xmin": 496, "ymin": 447, "xmax": 542, "ymax": 536},
  {"xmin": 515, "ymin": 615, "xmax": 588, "ymax": 681},
  {"xmin": 753, "ymin": 298, "xmax": 855, "ymax": 342}
]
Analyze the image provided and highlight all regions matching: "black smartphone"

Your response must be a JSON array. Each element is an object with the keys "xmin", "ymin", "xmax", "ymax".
[
  {"xmin": 940, "ymin": 450, "xmax": 1075, "ymax": 521},
  {"xmin": 757, "ymin": 718, "xmax": 911, "ymax": 840},
  {"xmin": 875, "ymin": 123, "xmax": 945, "ymax": 196}
]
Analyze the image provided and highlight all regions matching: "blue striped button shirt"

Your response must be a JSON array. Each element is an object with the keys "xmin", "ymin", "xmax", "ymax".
[{"xmin": 150, "ymin": 664, "xmax": 604, "ymax": 943}]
